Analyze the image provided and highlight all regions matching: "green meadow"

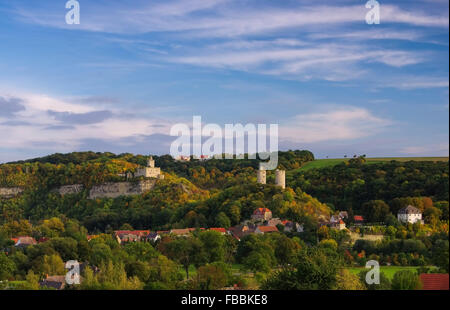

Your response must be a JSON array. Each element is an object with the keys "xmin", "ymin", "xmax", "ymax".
[{"xmin": 346, "ymin": 266, "xmax": 435, "ymax": 280}]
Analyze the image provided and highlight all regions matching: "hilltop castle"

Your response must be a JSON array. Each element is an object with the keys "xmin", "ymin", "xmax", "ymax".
[{"xmin": 135, "ymin": 156, "xmax": 164, "ymax": 179}]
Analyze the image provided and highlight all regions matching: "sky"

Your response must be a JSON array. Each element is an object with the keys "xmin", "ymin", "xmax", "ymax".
[{"xmin": 0, "ymin": 0, "xmax": 448, "ymax": 163}]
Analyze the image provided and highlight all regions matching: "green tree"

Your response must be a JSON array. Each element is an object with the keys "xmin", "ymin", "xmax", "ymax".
[
  {"xmin": 0, "ymin": 252, "xmax": 16, "ymax": 280},
  {"xmin": 362, "ymin": 200, "xmax": 390, "ymax": 223},
  {"xmin": 358, "ymin": 270, "xmax": 391, "ymax": 290},
  {"xmin": 391, "ymin": 270, "xmax": 422, "ymax": 290},
  {"xmin": 431, "ymin": 239, "xmax": 449, "ymax": 272},
  {"xmin": 335, "ymin": 269, "xmax": 365, "ymax": 290},
  {"xmin": 198, "ymin": 230, "xmax": 226, "ymax": 263},
  {"xmin": 215, "ymin": 212, "xmax": 231, "ymax": 228},
  {"xmin": 263, "ymin": 247, "xmax": 339, "ymax": 290}
]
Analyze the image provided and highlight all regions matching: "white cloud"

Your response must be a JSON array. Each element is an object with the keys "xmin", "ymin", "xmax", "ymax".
[
  {"xmin": 0, "ymin": 91, "xmax": 173, "ymax": 152},
  {"xmin": 279, "ymin": 107, "xmax": 391, "ymax": 143}
]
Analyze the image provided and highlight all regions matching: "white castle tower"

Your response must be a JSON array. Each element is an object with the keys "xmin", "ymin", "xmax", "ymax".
[{"xmin": 275, "ymin": 169, "xmax": 286, "ymax": 189}]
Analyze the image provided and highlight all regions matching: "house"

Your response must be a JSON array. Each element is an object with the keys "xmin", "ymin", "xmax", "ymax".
[
  {"xmin": 282, "ymin": 220, "xmax": 304, "ymax": 233},
  {"xmin": 354, "ymin": 215, "xmax": 364, "ymax": 225},
  {"xmin": 251, "ymin": 208, "xmax": 272, "ymax": 221},
  {"xmin": 331, "ymin": 219, "xmax": 346, "ymax": 230},
  {"xmin": 40, "ymin": 275, "xmax": 66, "ymax": 290},
  {"xmin": 13, "ymin": 236, "xmax": 37, "ymax": 248},
  {"xmin": 114, "ymin": 230, "xmax": 150, "ymax": 244},
  {"xmin": 255, "ymin": 225, "xmax": 279, "ymax": 234},
  {"xmin": 170, "ymin": 228, "xmax": 191, "ymax": 237},
  {"xmin": 228, "ymin": 224, "xmax": 255, "ymax": 241},
  {"xmin": 398, "ymin": 205, "xmax": 423, "ymax": 224},
  {"xmin": 330, "ymin": 215, "xmax": 341, "ymax": 224},
  {"xmin": 86, "ymin": 235, "xmax": 100, "ymax": 241},
  {"xmin": 209, "ymin": 228, "xmax": 227, "ymax": 235},
  {"xmin": 419, "ymin": 274, "xmax": 449, "ymax": 290},
  {"xmin": 339, "ymin": 211, "xmax": 349, "ymax": 219},
  {"xmin": 175, "ymin": 155, "xmax": 191, "ymax": 162},
  {"xmin": 146, "ymin": 232, "xmax": 161, "ymax": 243},
  {"xmin": 265, "ymin": 218, "xmax": 283, "ymax": 227}
]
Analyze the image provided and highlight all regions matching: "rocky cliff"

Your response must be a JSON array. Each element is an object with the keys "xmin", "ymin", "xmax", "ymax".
[
  {"xmin": 88, "ymin": 179, "xmax": 157, "ymax": 199},
  {"xmin": 0, "ymin": 187, "xmax": 24, "ymax": 198}
]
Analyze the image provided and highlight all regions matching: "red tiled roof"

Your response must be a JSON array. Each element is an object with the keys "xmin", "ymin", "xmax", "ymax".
[
  {"xmin": 253, "ymin": 208, "xmax": 271, "ymax": 215},
  {"xmin": 420, "ymin": 274, "xmax": 449, "ymax": 290},
  {"xmin": 257, "ymin": 226, "xmax": 279, "ymax": 233},
  {"xmin": 354, "ymin": 215, "xmax": 364, "ymax": 222},
  {"xmin": 209, "ymin": 228, "xmax": 226, "ymax": 233}
]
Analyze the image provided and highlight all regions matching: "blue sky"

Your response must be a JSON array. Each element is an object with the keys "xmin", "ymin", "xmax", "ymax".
[{"xmin": 0, "ymin": 0, "xmax": 448, "ymax": 162}]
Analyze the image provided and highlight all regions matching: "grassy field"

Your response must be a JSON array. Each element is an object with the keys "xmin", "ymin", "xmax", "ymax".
[
  {"xmin": 293, "ymin": 157, "xmax": 449, "ymax": 172},
  {"xmin": 346, "ymin": 266, "xmax": 431, "ymax": 280}
]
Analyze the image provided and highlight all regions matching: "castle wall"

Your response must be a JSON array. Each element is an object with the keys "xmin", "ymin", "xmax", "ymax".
[
  {"xmin": 0, "ymin": 187, "xmax": 24, "ymax": 198},
  {"xmin": 88, "ymin": 179, "xmax": 157, "ymax": 199}
]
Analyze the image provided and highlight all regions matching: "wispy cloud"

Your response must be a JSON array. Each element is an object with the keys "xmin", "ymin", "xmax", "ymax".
[{"xmin": 12, "ymin": 2, "xmax": 449, "ymax": 36}]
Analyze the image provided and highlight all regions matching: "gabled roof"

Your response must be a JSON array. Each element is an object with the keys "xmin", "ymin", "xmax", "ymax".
[
  {"xmin": 13, "ymin": 236, "xmax": 37, "ymax": 246},
  {"xmin": 114, "ymin": 230, "xmax": 150, "ymax": 237},
  {"xmin": 257, "ymin": 225, "xmax": 279, "ymax": 233},
  {"xmin": 40, "ymin": 275, "xmax": 66, "ymax": 290},
  {"xmin": 420, "ymin": 274, "xmax": 449, "ymax": 290},
  {"xmin": 354, "ymin": 215, "xmax": 364, "ymax": 222},
  {"xmin": 253, "ymin": 208, "xmax": 271, "ymax": 215},
  {"xmin": 398, "ymin": 205, "xmax": 422, "ymax": 215},
  {"xmin": 209, "ymin": 228, "xmax": 226, "ymax": 233},
  {"xmin": 170, "ymin": 228, "xmax": 191, "ymax": 235}
]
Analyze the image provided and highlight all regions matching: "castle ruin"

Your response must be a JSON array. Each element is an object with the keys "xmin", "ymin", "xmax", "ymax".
[{"xmin": 135, "ymin": 156, "xmax": 164, "ymax": 179}]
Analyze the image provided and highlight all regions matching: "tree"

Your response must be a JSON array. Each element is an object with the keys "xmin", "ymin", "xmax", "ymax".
[
  {"xmin": 391, "ymin": 270, "xmax": 422, "ymax": 290},
  {"xmin": 335, "ymin": 269, "xmax": 365, "ymax": 290},
  {"xmin": 431, "ymin": 239, "xmax": 449, "ymax": 272},
  {"xmin": 319, "ymin": 239, "xmax": 338, "ymax": 252},
  {"xmin": 434, "ymin": 201, "xmax": 449, "ymax": 221},
  {"xmin": 198, "ymin": 230, "xmax": 226, "ymax": 263},
  {"xmin": 194, "ymin": 264, "xmax": 228, "ymax": 290},
  {"xmin": 215, "ymin": 212, "xmax": 231, "ymax": 228},
  {"xmin": 423, "ymin": 207, "xmax": 442, "ymax": 226},
  {"xmin": 362, "ymin": 200, "xmax": 390, "ymax": 223},
  {"xmin": 42, "ymin": 254, "xmax": 65, "ymax": 275},
  {"xmin": 0, "ymin": 252, "xmax": 16, "ymax": 280},
  {"xmin": 262, "ymin": 247, "xmax": 339, "ymax": 290},
  {"xmin": 21, "ymin": 270, "xmax": 40, "ymax": 290},
  {"xmin": 159, "ymin": 237, "xmax": 206, "ymax": 279},
  {"xmin": 90, "ymin": 243, "xmax": 113, "ymax": 267},
  {"xmin": 358, "ymin": 270, "xmax": 391, "ymax": 290}
]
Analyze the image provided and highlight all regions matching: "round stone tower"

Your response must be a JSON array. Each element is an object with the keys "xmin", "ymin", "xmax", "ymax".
[
  {"xmin": 275, "ymin": 169, "xmax": 286, "ymax": 189},
  {"xmin": 257, "ymin": 166, "xmax": 266, "ymax": 185}
]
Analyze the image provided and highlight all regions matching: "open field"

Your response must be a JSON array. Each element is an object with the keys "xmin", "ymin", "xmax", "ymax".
[
  {"xmin": 293, "ymin": 157, "xmax": 449, "ymax": 172},
  {"xmin": 346, "ymin": 266, "xmax": 435, "ymax": 280}
]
